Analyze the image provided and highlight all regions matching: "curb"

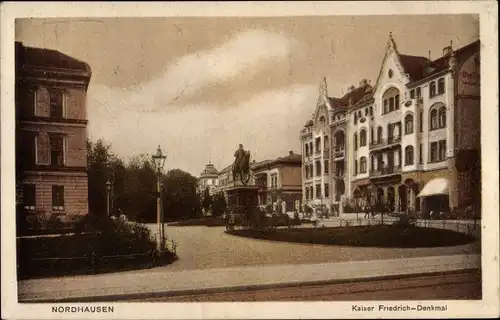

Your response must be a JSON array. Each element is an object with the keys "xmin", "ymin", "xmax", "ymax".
[{"xmin": 20, "ymin": 268, "xmax": 480, "ymax": 303}]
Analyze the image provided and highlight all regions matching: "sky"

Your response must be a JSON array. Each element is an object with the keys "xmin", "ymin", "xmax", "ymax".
[{"xmin": 15, "ymin": 15, "xmax": 479, "ymax": 176}]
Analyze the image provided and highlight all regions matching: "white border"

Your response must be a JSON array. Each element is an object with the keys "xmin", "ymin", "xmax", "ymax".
[{"xmin": 1, "ymin": 1, "xmax": 498, "ymax": 319}]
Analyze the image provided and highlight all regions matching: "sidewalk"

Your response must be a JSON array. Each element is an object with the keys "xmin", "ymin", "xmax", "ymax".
[{"xmin": 18, "ymin": 253, "xmax": 480, "ymax": 302}]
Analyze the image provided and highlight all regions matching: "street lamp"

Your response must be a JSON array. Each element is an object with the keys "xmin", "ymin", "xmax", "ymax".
[
  {"xmin": 152, "ymin": 145, "xmax": 167, "ymax": 254},
  {"xmin": 105, "ymin": 179, "xmax": 112, "ymax": 217}
]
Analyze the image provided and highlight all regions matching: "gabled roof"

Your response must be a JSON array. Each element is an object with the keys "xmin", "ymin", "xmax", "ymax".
[
  {"xmin": 398, "ymin": 54, "xmax": 431, "ymax": 81},
  {"xmin": 16, "ymin": 41, "xmax": 91, "ymax": 73}
]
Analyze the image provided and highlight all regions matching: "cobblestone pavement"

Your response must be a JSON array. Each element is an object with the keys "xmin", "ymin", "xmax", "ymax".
[
  {"xmin": 132, "ymin": 270, "xmax": 481, "ymax": 301},
  {"xmin": 144, "ymin": 224, "xmax": 480, "ymax": 272}
]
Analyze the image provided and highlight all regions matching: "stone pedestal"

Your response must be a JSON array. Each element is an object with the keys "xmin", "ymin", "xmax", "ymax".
[{"xmin": 226, "ymin": 186, "xmax": 259, "ymax": 212}]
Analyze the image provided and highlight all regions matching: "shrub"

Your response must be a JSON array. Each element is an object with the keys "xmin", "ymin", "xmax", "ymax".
[{"xmin": 393, "ymin": 214, "xmax": 415, "ymax": 227}]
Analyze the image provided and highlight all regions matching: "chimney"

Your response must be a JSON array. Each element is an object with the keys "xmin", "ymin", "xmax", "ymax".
[
  {"xmin": 443, "ymin": 46, "xmax": 453, "ymax": 57},
  {"xmin": 289, "ymin": 150, "xmax": 294, "ymax": 156}
]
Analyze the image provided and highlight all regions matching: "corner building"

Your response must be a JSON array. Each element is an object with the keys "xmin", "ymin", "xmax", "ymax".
[
  {"xmin": 15, "ymin": 42, "xmax": 92, "ymax": 222},
  {"xmin": 302, "ymin": 34, "xmax": 480, "ymax": 217}
]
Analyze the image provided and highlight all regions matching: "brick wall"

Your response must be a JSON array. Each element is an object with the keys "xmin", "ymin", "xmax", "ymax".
[
  {"xmin": 20, "ymin": 124, "xmax": 87, "ymax": 168},
  {"xmin": 22, "ymin": 173, "xmax": 88, "ymax": 218}
]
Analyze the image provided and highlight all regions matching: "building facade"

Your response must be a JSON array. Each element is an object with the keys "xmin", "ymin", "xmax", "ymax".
[
  {"xmin": 15, "ymin": 42, "xmax": 92, "ymax": 223},
  {"xmin": 196, "ymin": 162, "xmax": 219, "ymax": 196},
  {"xmin": 300, "ymin": 78, "xmax": 370, "ymax": 216},
  {"xmin": 253, "ymin": 151, "xmax": 302, "ymax": 214},
  {"xmin": 301, "ymin": 34, "xmax": 481, "ymax": 217}
]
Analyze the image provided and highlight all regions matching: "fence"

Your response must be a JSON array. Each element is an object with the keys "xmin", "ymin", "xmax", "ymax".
[{"xmin": 337, "ymin": 217, "xmax": 481, "ymax": 239}]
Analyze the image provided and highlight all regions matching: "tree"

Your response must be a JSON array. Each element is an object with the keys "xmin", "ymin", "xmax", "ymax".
[
  {"xmin": 161, "ymin": 169, "xmax": 201, "ymax": 221},
  {"xmin": 87, "ymin": 139, "xmax": 115, "ymax": 216},
  {"xmin": 211, "ymin": 192, "xmax": 227, "ymax": 217},
  {"xmin": 201, "ymin": 187, "xmax": 213, "ymax": 215}
]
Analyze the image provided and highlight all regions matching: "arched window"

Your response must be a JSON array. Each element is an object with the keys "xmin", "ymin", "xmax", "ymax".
[
  {"xmin": 430, "ymin": 109, "xmax": 438, "ymax": 130},
  {"xmin": 382, "ymin": 87, "xmax": 401, "ymax": 114},
  {"xmin": 377, "ymin": 126, "xmax": 383, "ymax": 143},
  {"xmin": 438, "ymin": 107, "xmax": 446, "ymax": 128},
  {"xmin": 319, "ymin": 116, "xmax": 326, "ymax": 125},
  {"xmin": 405, "ymin": 146, "xmax": 414, "ymax": 165},
  {"xmin": 405, "ymin": 114, "xmax": 414, "ymax": 134},
  {"xmin": 353, "ymin": 132, "xmax": 358, "ymax": 150},
  {"xmin": 360, "ymin": 129, "xmax": 367, "ymax": 147},
  {"xmin": 360, "ymin": 157, "xmax": 367, "ymax": 173}
]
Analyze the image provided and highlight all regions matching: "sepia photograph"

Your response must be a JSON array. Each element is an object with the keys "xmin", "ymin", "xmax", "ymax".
[{"xmin": 1, "ymin": 2, "xmax": 498, "ymax": 319}]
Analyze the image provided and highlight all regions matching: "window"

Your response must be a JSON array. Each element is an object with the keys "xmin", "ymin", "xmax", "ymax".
[
  {"xmin": 369, "ymin": 106, "xmax": 373, "ymax": 116},
  {"xmin": 364, "ymin": 108, "xmax": 368, "ymax": 116},
  {"xmin": 416, "ymin": 87, "xmax": 421, "ymax": 98},
  {"xmin": 438, "ymin": 107, "xmax": 446, "ymax": 128},
  {"xmin": 359, "ymin": 130, "xmax": 367, "ymax": 147},
  {"xmin": 353, "ymin": 159, "xmax": 358, "ymax": 176},
  {"xmin": 353, "ymin": 133, "xmax": 358, "ymax": 150},
  {"xmin": 49, "ymin": 91, "xmax": 63, "ymax": 118},
  {"xmin": 377, "ymin": 154, "xmax": 383, "ymax": 170},
  {"xmin": 438, "ymin": 78, "xmax": 445, "ymax": 94},
  {"xmin": 305, "ymin": 166, "xmax": 309, "ymax": 179},
  {"xmin": 370, "ymin": 127, "xmax": 374, "ymax": 144},
  {"xmin": 305, "ymin": 187, "xmax": 309, "ymax": 200},
  {"xmin": 315, "ymin": 184, "xmax": 321, "ymax": 198},
  {"xmin": 354, "ymin": 113, "xmax": 358, "ymax": 125},
  {"xmin": 419, "ymin": 143, "xmax": 423, "ymax": 164},
  {"xmin": 305, "ymin": 144, "xmax": 309, "ymax": 156},
  {"xmin": 405, "ymin": 146, "xmax": 414, "ymax": 165},
  {"xmin": 360, "ymin": 157, "xmax": 367, "ymax": 173},
  {"xmin": 20, "ymin": 132, "xmax": 37, "ymax": 167},
  {"xmin": 439, "ymin": 140, "xmax": 446, "ymax": 161},
  {"xmin": 23, "ymin": 184, "xmax": 36, "ymax": 210},
  {"xmin": 383, "ymin": 99, "xmax": 388, "ymax": 114},
  {"xmin": 430, "ymin": 142, "xmax": 438, "ymax": 162},
  {"xmin": 377, "ymin": 126, "xmax": 383, "ymax": 143},
  {"xmin": 389, "ymin": 97, "xmax": 394, "ymax": 112},
  {"xmin": 410, "ymin": 89, "xmax": 415, "ymax": 99},
  {"xmin": 370, "ymin": 155, "xmax": 375, "ymax": 172},
  {"xmin": 324, "ymin": 136, "xmax": 329, "ymax": 149},
  {"xmin": 395, "ymin": 95, "xmax": 400, "ymax": 110},
  {"xmin": 429, "ymin": 81, "xmax": 436, "ymax": 98},
  {"xmin": 324, "ymin": 160, "xmax": 329, "ymax": 174},
  {"xmin": 419, "ymin": 111, "xmax": 423, "ymax": 132},
  {"xmin": 315, "ymin": 161, "xmax": 321, "ymax": 176},
  {"xmin": 324, "ymin": 183, "xmax": 329, "ymax": 197},
  {"xmin": 52, "ymin": 185, "xmax": 65, "ymax": 211},
  {"xmin": 430, "ymin": 109, "xmax": 438, "ymax": 130},
  {"xmin": 50, "ymin": 134, "xmax": 64, "ymax": 166},
  {"xmin": 315, "ymin": 138, "xmax": 321, "ymax": 152},
  {"xmin": 405, "ymin": 114, "xmax": 414, "ymax": 134}
]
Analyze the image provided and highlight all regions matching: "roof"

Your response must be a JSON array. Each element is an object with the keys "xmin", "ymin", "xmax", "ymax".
[
  {"xmin": 16, "ymin": 41, "xmax": 91, "ymax": 73},
  {"xmin": 399, "ymin": 39, "xmax": 480, "ymax": 83},
  {"xmin": 398, "ymin": 54, "xmax": 431, "ymax": 81}
]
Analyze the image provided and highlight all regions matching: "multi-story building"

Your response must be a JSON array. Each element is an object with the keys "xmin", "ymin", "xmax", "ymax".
[
  {"xmin": 301, "ymin": 34, "xmax": 481, "ymax": 217},
  {"xmin": 252, "ymin": 151, "xmax": 302, "ymax": 214},
  {"xmin": 300, "ymin": 78, "xmax": 370, "ymax": 216},
  {"xmin": 196, "ymin": 162, "xmax": 219, "ymax": 196},
  {"xmin": 15, "ymin": 42, "xmax": 92, "ymax": 223}
]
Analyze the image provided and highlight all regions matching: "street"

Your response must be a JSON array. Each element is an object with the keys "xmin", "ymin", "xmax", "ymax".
[
  {"xmin": 144, "ymin": 224, "xmax": 480, "ymax": 272},
  {"xmin": 132, "ymin": 270, "xmax": 481, "ymax": 301}
]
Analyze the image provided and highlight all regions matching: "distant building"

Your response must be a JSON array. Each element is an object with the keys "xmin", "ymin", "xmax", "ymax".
[
  {"xmin": 197, "ymin": 162, "xmax": 219, "ymax": 196},
  {"xmin": 300, "ymin": 34, "xmax": 481, "ymax": 217},
  {"xmin": 252, "ymin": 151, "xmax": 302, "ymax": 214},
  {"xmin": 15, "ymin": 42, "xmax": 92, "ymax": 223}
]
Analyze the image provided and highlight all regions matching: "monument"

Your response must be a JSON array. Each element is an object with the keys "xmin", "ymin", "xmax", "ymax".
[{"xmin": 225, "ymin": 144, "xmax": 258, "ymax": 229}]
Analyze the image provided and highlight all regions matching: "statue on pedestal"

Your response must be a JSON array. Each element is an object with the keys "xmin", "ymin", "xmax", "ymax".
[{"xmin": 232, "ymin": 144, "xmax": 251, "ymax": 186}]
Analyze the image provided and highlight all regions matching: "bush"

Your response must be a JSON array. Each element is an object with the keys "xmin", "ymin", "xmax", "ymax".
[
  {"xmin": 17, "ymin": 215, "xmax": 176, "ymax": 279},
  {"xmin": 393, "ymin": 214, "xmax": 415, "ymax": 227}
]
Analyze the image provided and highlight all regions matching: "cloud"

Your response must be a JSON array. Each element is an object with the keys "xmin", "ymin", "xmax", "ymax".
[
  {"xmin": 89, "ymin": 29, "xmax": 299, "ymax": 113},
  {"xmin": 87, "ymin": 83, "xmax": 317, "ymax": 175}
]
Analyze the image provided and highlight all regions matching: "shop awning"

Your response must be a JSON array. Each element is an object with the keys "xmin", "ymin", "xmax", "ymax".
[{"xmin": 417, "ymin": 178, "xmax": 449, "ymax": 198}]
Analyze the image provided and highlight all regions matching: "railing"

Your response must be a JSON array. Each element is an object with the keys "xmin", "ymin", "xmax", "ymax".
[
  {"xmin": 369, "ymin": 136, "xmax": 402, "ymax": 149},
  {"xmin": 370, "ymin": 165, "xmax": 402, "ymax": 177},
  {"xmin": 333, "ymin": 145, "xmax": 345, "ymax": 158}
]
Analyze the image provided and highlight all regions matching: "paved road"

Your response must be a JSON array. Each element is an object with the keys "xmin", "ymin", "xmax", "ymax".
[
  {"xmin": 134, "ymin": 270, "xmax": 481, "ymax": 302},
  {"xmin": 144, "ymin": 224, "xmax": 480, "ymax": 272}
]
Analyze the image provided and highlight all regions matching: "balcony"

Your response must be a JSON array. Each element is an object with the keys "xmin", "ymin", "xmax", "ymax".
[
  {"xmin": 369, "ymin": 136, "xmax": 402, "ymax": 151},
  {"xmin": 333, "ymin": 145, "xmax": 345, "ymax": 159},
  {"xmin": 370, "ymin": 165, "xmax": 402, "ymax": 177}
]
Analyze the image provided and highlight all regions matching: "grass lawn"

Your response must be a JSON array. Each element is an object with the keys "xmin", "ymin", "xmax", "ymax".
[{"xmin": 227, "ymin": 225, "xmax": 476, "ymax": 248}]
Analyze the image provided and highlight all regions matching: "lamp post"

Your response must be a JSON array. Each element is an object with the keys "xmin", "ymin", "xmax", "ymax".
[
  {"xmin": 152, "ymin": 145, "xmax": 166, "ymax": 254},
  {"xmin": 106, "ymin": 179, "xmax": 111, "ymax": 217}
]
